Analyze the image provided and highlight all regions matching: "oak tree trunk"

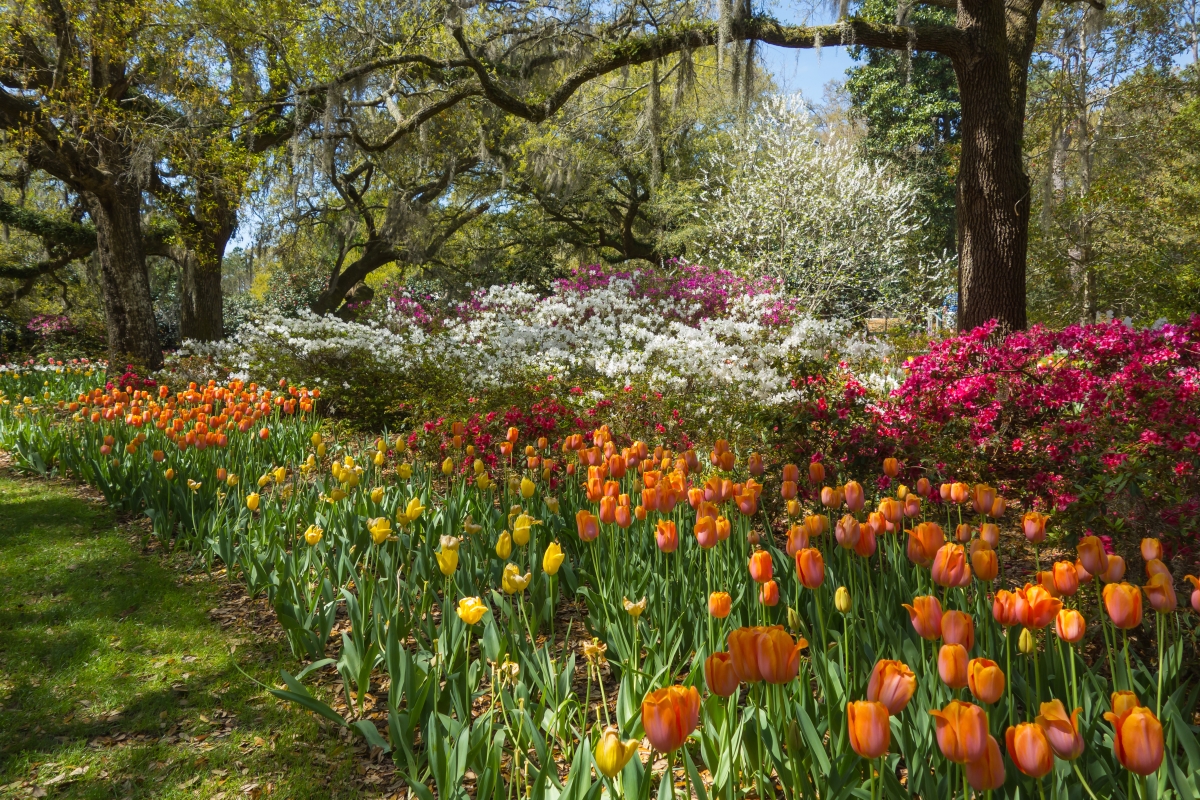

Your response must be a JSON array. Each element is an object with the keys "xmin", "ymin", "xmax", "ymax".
[
  {"xmin": 179, "ymin": 248, "xmax": 226, "ymax": 341},
  {"xmin": 85, "ymin": 187, "xmax": 164, "ymax": 371},
  {"xmin": 951, "ymin": 3, "xmax": 1032, "ymax": 333}
]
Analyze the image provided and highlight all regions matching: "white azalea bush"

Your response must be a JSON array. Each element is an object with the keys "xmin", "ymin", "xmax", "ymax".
[{"xmin": 172, "ymin": 262, "xmax": 898, "ymax": 429}]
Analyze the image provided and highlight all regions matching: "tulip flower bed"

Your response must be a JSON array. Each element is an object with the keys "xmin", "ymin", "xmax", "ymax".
[{"xmin": 2, "ymin": 366, "xmax": 1200, "ymax": 800}]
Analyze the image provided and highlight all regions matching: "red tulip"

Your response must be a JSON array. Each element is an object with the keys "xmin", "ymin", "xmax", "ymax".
[
  {"xmin": 1077, "ymin": 535, "xmax": 1109, "ymax": 577},
  {"xmin": 1140, "ymin": 537, "xmax": 1163, "ymax": 562},
  {"xmin": 1052, "ymin": 561, "xmax": 1079, "ymax": 596},
  {"xmin": 1186, "ymin": 575, "xmax": 1200, "ymax": 614},
  {"xmin": 576, "ymin": 510, "xmax": 600, "ymax": 542},
  {"xmin": 1143, "ymin": 573, "xmax": 1177, "ymax": 613},
  {"xmin": 835, "ymin": 515, "xmax": 861, "ymax": 550}
]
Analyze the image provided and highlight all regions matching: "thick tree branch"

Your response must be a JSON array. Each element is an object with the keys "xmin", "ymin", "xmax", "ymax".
[{"xmin": 449, "ymin": 15, "xmax": 965, "ymax": 124}]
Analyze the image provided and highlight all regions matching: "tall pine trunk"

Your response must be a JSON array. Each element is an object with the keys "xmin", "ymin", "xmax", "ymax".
[{"xmin": 85, "ymin": 187, "xmax": 164, "ymax": 371}]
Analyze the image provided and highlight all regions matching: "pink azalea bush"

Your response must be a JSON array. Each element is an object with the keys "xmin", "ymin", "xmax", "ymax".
[{"xmin": 885, "ymin": 318, "xmax": 1200, "ymax": 553}]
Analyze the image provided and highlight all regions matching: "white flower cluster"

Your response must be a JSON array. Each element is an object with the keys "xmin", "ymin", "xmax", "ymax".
[{"xmin": 180, "ymin": 274, "xmax": 895, "ymax": 408}]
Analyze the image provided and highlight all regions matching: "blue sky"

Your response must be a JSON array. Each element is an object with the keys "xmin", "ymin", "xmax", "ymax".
[{"xmin": 758, "ymin": 2, "xmax": 859, "ymax": 100}]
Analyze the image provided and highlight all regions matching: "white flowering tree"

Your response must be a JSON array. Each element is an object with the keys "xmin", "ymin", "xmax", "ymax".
[{"xmin": 692, "ymin": 96, "xmax": 949, "ymax": 318}]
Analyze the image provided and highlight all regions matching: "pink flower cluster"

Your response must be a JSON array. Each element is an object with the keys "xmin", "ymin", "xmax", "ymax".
[{"xmin": 884, "ymin": 318, "xmax": 1200, "ymax": 550}]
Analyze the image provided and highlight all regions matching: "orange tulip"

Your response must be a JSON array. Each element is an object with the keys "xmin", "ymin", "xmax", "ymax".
[
  {"xmin": 716, "ymin": 516, "xmax": 731, "ymax": 541},
  {"xmin": 1104, "ymin": 582, "xmax": 1143, "ymax": 629},
  {"xmin": 951, "ymin": 482, "xmax": 971, "ymax": 504},
  {"xmin": 903, "ymin": 495, "xmax": 921, "ymax": 518},
  {"xmin": 955, "ymin": 523, "xmax": 974, "ymax": 543},
  {"xmin": 759, "ymin": 579, "xmax": 780, "ymax": 607},
  {"xmin": 1016, "ymin": 583, "xmax": 1062, "ymax": 629},
  {"xmin": 1006, "ymin": 722, "xmax": 1053, "ymax": 778},
  {"xmin": 846, "ymin": 701, "xmax": 891, "ymax": 759},
  {"xmin": 941, "ymin": 610, "xmax": 975, "ymax": 650},
  {"xmin": 1052, "ymin": 561, "xmax": 1080, "ymax": 596},
  {"xmin": 1141, "ymin": 537, "xmax": 1163, "ymax": 562},
  {"xmin": 880, "ymin": 497, "xmax": 904, "ymax": 526},
  {"xmin": 756, "ymin": 625, "xmax": 805, "ymax": 684},
  {"xmin": 908, "ymin": 522, "xmax": 945, "ymax": 567},
  {"xmin": 990, "ymin": 496, "xmax": 1007, "ymax": 517},
  {"xmin": 803, "ymin": 513, "xmax": 827, "ymax": 538},
  {"xmin": 979, "ymin": 522, "xmax": 1000, "ymax": 549},
  {"xmin": 599, "ymin": 495, "xmax": 617, "ymax": 524},
  {"xmin": 780, "ymin": 480, "xmax": 798, "ymax": 500},
  {"xmin": 1037, "ymin": 700, "xmax": 1085, "ymax": 760},
  {"xmin": 930, "ymin": 700, "xmax": 989, "ymax": 763},
  {"xmin": 1104, "ymin": 705, "xmax": 1164, "ymax": 776},
  {"xmin": 916, "ymin": 477, "xmax": 931, "ymax": 497},
  {"xmin": 655, "ymin": 520, "xmax": 679, "ymax": 553},
  {"xmin": 709, "ymin": 591, "xmax": 732, "ymax": 618},
  {"xmin": 844, "ymin": 481, "xmax": 865, "ymax": 513},
  {"xmin": 938, "ymin": 644, "xmax": 969, "ymax": 689},
  {"xmin": 782, "ymin": 463, "xmax": 801, "ymax": 483},
  {"xmin": 971, "ymin": 484, "xmax": 997, "ymax": 516},
  {"xmin": 1145, "ymin": 558, "xmax": 1171, "ymax": 580},
  {"xmin": 1186, "ymin": 575, "xmax": 1200, "ymax": 614},
  {"xmin": 993, "ymin": 590, "xmax": 1020, "ymax": 627},
  {"xmin": 968, "ymin": 658, "xmax": 1005, "ymax": 704},
  {"xmin": 795, "ymin": 548, "xmax": 825, "ymax": 589},
  {"xmin": 1038, "ymin": 570, "xmax": 1061, "ymax": 598},
  {"xmin": 694, "ymin": 515, "xmax": 718, "ymax": 549},
  {"xmin": 785, "ymin": 524, "xmax": 809, "ymax": 557},
  {"xmin": 1112, "ymin": 691, "xmax": 1140, "ymax": 716},
  {"xmin": 736, "ymin": 492, "xmax": 758, "ymax": 516},
  {"xmin": 883, "ymin": 457, "xmax": 900, "ymax": 478},
  {"xmin": 1101, "ymin": 554, "xmax": 1127, "ymax": 584},
  {"xmin": 728, "ymin": 627, "xmax": 764, "ymax": 683},
  {"xmin": 835, "ymin": 514, "xmax": 861, "ymax": 550},
  {"xmin": 965, "ymin": 735, "xmax": 1007, "ymax": 792},
  {"xmin": 614, "ymin": 504, "xmax": 632, "ymax": 529},
  {"xmin": 1022, "ymin": 511, "xmax": 1049, "ymax": 543},
  {"xmin": 1074, "ymin": 557, "xmax": 1092, "ymax": 583},
  {"xmin": 704, "ymin": 652, "xmax": 740, "ymax": 698},
  {"xmin": 866, "ymin": 660, "xmax": 917, "ymax": 715},
  {"xmin": 1143, "ymin": 573, "xmax": 1177, "ymax": 613},
  {"xmin": 971, "ymin": 546, "xmax": 998, "ymax": 582},
  {"xmin": 865, "ymin": 511, "xmax": 886, "ymax": 537},
  {"xmin": 854, "ymin": 525, "xmax": 877, "ymax": 558},
  {"xmin": 1055, "ymin": 609, "xmax": 1086, "ymax": 643},
  {"xmin": 576, "ymin": 510, "xmax": 600, "ymax": 542},
  {"xmin": 748, "ymin": 550, "xmax": 773, "ymax": 583},
  {"xmin": 747, "ymin": 453, "xmax": 765, "ymax": 477},
  {"xmin": 820, "ymin": 486, "xmax": 841, "ymax": 508},
  {"xmin": 1077, "ymin": 535, "xmax": 1109, "ymax": 577},
  {"xmin": 903, "ymin": 595, "xmax": 943, "ymax": 640},
  {"xmin": 808, "ymin": 461, "xmax": 825, "ymax": 484},
  {"xmin": 931, "ymin": 543, "xmax": 972, "ymax": 588},
  {"xmin": 641, "ymin": 686, "xmax": 700, "ymax": 753}
]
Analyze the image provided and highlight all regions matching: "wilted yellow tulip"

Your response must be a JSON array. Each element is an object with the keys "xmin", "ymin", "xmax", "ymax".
[
  {"xmin": 440, "ymin": 535, "xmax": 462, "ymax": 551},
  {"xmin": 543, "ymin": 541, "xmax": 565, "ymax": 575},
  {"xmin": 187, "ymin": 479, "xmax": 202, "ymax": 493},
  {"xmin": 623, "ymin": 597, "xmax": 647, "ymax": 617},
  {"xmin": 246, "ymin": 492, "xmax": 260, "ymax": 511},
  {"xmin": 501, "ymin": 563, "xmax": 532, "ymax": 594},
  {"xmin": 545, "ymin": 496, "xmax": 560, "ymax": 515}
]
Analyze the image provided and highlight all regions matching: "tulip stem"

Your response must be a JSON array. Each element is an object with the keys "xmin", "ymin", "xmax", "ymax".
[
  {"xmin": 1155, "ymin": 611, "xmax": 1164, "ymax": 717},
  {"xmin": 1006, "ymin": 629, "xmax": 1014, "ymax": 731},
  {"xmin": 1071, "ymin": 762, "xmax": 1100, "ymax": 800},
  {"xmin": 1122, "ymin": 630, "xmax": 1134, "ymax": 696}
]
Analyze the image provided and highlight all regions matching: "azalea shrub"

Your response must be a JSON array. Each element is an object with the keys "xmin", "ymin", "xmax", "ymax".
[
  {"xmin": 174, "ymin": 261, "xmax": 897, "ymax": 432},
  {"xmin": 886, "ymin": 319, "xmax": 1200, "ymax": 554}
]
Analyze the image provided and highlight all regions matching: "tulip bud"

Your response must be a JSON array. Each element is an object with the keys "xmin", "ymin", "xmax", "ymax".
[
  {"xmin": 787, "ymin": 606, "xmax": 802, "ymax": 632},
  {"xmin": 835, "ymin": 586, "xmax": 851, "ymax": 613},
  {"xmin": 1019, "ymin": 628, "xmax": 1036, "ymax": 654}
]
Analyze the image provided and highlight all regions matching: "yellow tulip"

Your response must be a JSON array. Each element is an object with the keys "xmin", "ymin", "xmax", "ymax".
[
  {"xmin": 398, "ymin": 462, "xmax": 412, "ymax": 480},
  {"xmin": 330, "ymin": 488, "xmax": 347, "ymax": 502},
  {"xmin": 513, "ymin": 514, "xmax": 535, "ymax": 546},
  {"xmin": 405, "ymin": 496, "xmax": 424, "ymax": 521},
  {"xmin": 304, "ymin": 525, "xmax": 323, "ymax": 546},
  {"xmin": 311, "ymin": 432, "xmax": 323, "ymax": 447},
  {"xmin": 369, "ymin": 517, "xmax": 393, "ymax": 545},
  {"xmin": 373, "ymin": 452, "xmax": 385, "ymax": 467},
  {"xmin": 502, "ymin": 563, "xmax": 532, "ymax": 594},
  {"xmin": 257, "ymin": 474, "xmax": 271, "ymax": 488},
  {"xmin": 370, "ymin": 487, "xmax": 384, "ymax": 504},
  {"xmin": 436, "ymin": 547, "xmax": 459, "ymax": 576},
  {"xmin": 316, "ymin": 443, "xmax": 326, "ymax": 457},
  {"xmin": 456, "ymin": 597, "xmax": 488, "ymax": 625},
  {"xmin": 344, "ymin": 455, "xmax": 355, "ymax": 468},
  {"xmin": 226, "ymin": 473, "xmax": 238, "ymax": 487},
  {"xmin": 376, "ymin": 437, "xmax": 385, "ymax": 452},
  {"xmin": 1019, "ymin": 628, "xmax": 1036, "ymax": 654},
  {"xmin": 345, "ymin": 470, "xmax": 360, "ymax": 489},
  {"xmin": 543, "ymin": 541, "xmax": 565, "ymax": 575},
  {"xmin": 477, "ymin": 474, "xmax": 492, "ymax": 490},
  {"xmin": 442, "ymin": 457, "xmax": 454, "ymax": 476},
  {"xmin": 594, "ymin": 726, "xmax": 640, "ymax": 778},
  {"xmin": 473, "ymin": 458, "xmax": 485, "ymax": 475},
  {"xmin": 835, "ymin": 586, "xmax": 852, "ymax": 614},
  {"xmin": 246, "ymin": 493, "xmax": 260, "ymax": 511},
  {"xmin": 274, "ymin": 466, "xmax": 287, "ymax": 483},
  {"xmin": 495, "ymin": 531, "xmax": 513, "ymax": 560},
  {"xmin": 520, "ymin": 477, "xmax": 536, "ymax": 499},
  {"xmin": 165, "ymin": 468, "xmax": 175, "ymax": 481},
  {"xmin": 394, "ymin": 436, "xmax": 406, "ymax": 452}
]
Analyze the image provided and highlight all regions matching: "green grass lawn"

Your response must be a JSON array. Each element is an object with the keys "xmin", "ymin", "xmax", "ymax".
[{"xmin": 0, "ymin": 472, "xmax": 396, "ymax": 799}]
